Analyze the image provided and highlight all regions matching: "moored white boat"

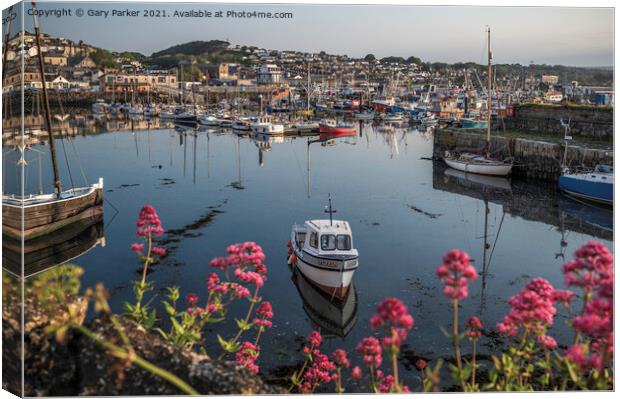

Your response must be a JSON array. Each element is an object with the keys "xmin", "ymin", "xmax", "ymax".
[
  {"xmin": 444, "ymin": 152, "xmax": 512, "ymax": 176},
  {"xmin": 251, "ymin": 116, "xmax": 285, "ymax": 135},
  {"xmin": 289, "ymin": 197, "xmax": 359, "ymax": 299},
  {"xmin": 198, "ymin": 115, "xmax": 219, "ymax": 126}
]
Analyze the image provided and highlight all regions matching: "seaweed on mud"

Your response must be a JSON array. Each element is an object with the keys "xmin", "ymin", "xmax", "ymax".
[
  {"xmin": 228, "ymin": 181, "xmax": 245, "ymax": 190},
  {"xmin": 406, "ymin": 204, "xmax": 442, "ymax": 219},
  {"xmin": 159, "ymin": 178, "xmax": 176, "ymax": 185}
]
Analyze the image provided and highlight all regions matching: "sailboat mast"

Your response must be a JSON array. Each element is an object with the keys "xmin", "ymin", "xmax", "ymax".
[
  {"xmin": 32, "ymin": 2, "xmax": 61, "ymax": 195},
  {"xmin": 486, "ymin": 26, "xmax": 492, "ymax": 155},
  {"xmin": 307, "ymin": 61, "xmax": 311, "ymax": 114}
]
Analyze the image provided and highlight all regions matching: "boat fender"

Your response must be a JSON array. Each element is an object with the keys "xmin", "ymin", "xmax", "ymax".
[
  {"xmin": 288, "ymin": 248, "xmax": 293, "ymax": 255},
  {"xmin": 287, "ymin": 240, "xmax": 292, "ymax": 248},
  {"xmin": 288, "ymin": 254, "xmax": 297, "ymax": 264}
]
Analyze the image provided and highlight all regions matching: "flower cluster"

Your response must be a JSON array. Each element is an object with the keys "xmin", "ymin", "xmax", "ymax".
[
  {"xmin": 369, "ymin": 298, "xmax": 414, "ymax": 351},
  {"xmin": 236, "ymin": 341, "xmax": 260, "ymax": 374},
  {"xmin": 496, "ymin": 277, "xmax": 563, "ymax": 338},
  {"xmin": 301, "ymin": 351, "xmax": 335, "ymax": 393},
  {"xmin": 209, "ymin": 242, "xmax": 266, "ymax": 270},
  {"xmin": 136, "ymin": 205, "xmax": 165, "ymax": 237},
  {"xmin": 332, "ymin": 349, "xmax": 350, "ymax": 369},
  {"xmin": 253, "ymin": 301, "xmax": 274, "ymax": 329},
  {"xmin": 356, "ymin": 337, "xmax": 382, "ymax": 368},
  {"xmin": 562, "ymin": 241, "xmax": 613, "ymax": 291},
  {"xmin": 436, "ymin": 250, "xmax": 477, "ymax": 300},
  {"xmin": 131, "ymin": 205, "xmax": 166, "ymax": 257},
  {"xmin": 466, "ymin": 316, "xmax": 483, "ymax": 340},
  {"xmin": 563, "ymin": 242, "xmax": 614, "ymax": 373}
]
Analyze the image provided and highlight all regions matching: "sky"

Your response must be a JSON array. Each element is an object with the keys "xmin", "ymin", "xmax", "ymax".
[{"xmin": 5, "ymin": 1, "xmax": 614, "ymax": 67}]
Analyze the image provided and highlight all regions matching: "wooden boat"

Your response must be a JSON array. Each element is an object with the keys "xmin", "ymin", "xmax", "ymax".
[
  {"xmin": 289, "ymin": 196, "xmax": 359, "ymax": 300},
  {"xmin": 2, "ymin": 7, "xmax": 104, "ymax": 246},
  {"xmin": 3, "ymin": 181, "xmax": 104, "ymax": 240}
]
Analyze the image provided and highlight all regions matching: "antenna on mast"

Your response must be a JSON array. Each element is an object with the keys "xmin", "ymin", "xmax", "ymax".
[{"xmin": 324, "ymin": 193, "xmax": 337, "ymax": 226}]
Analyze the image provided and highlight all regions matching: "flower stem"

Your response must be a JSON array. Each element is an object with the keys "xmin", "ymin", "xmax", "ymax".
[{"xmin": 471, "ymin": 339, "xmax": 477, "ymax": 386}]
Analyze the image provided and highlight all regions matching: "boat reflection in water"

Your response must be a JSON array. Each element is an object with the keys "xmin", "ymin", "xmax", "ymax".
[
  {"xmin": 292, "ymin": 267, "xmax": 358, "ymax": 338},
  {"xmin": 2, "ymin": 216, "xmax": 105, "ymax": 278},
  {"xmin": 557, "ymin": 194, "xmax": 613, "ymax": 236}
]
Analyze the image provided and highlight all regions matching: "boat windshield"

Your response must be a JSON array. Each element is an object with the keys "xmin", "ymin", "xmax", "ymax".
[{"xmin": 320, "ymin": 234, "xmax": 351, "ymax": 251}]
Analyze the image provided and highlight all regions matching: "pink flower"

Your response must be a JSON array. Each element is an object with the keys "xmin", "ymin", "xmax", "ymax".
[
  {"xmin": 185, "ymin": 293, "xmax": 199, "ymax": 307},
  {"xmin": 307, "ymin": 331, "xmax": 322, "ymax": 347},
  {"xmin": 351, "ymin": 366, "xmax": 362, "ymax": 379},
  {"xmin": 356, "ymin": 337, "xmax": 382, "ymax": 368},
  {"xmin": 332, "ymin": 349, "xmax": 350, "ymax": 368},
  {"xmin": 234, "ymin": 268, "xmax": 265, "ymax": 287},
  {"xmin": 378, "ymin": 374, "xmax": 394, "ymax": 393},
  {"xmin": 466, "ymin": 316, "xmax": 483, "ymax": 340},
  {"xmin": 303, "ymin": 350, "xmax": 335, "ymax": 390},
  {"xmin": 370, "ymin": 298, "xmax": 414, "ymax": 330},
  {"xmin": 130, "ymin": 243, "xmax": 144, "ymax": 252},
  {"xmin": 562, "ymin": 241, "xmax": 613, "ymax": 291},
  {"xmin": 136, "ymin": 205, "xmax": 164, "ymax": 237},
  {"xmin": 253, "ymin": 301, "xmax": 274, "ymax": 329},
  {"xmin": 236, "ymin": 341, "xmax": 260, "ymax": 374},
  {"xmin": 496, "ymin": 278, "xmax": 566, "ymax": 337},
  {"xmin": 537, "ymin": 334, "xmax": 557, "ymax": 350},
  {"xmin": 436, "ymin": 249, "xmax": 477, "ymax": 301},
  {"xmin": 565, "ymin": 343, "xmax": 604, "ymax": 372},
  {"xmin": 151, "ymin": 246, "xmax": 166, "ymax": 256},
  {"xmin": 552, "ymin": 289, "xmax": 575, "ymax": 307},
  {"xmin": 415, "ymin": 358, "xmax": 427, "ymax": 370}
]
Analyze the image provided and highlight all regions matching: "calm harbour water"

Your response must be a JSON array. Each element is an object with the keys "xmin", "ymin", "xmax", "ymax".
[{"xmin": 4, "ymin": 119, "xmax": 613, "ymax": 390}]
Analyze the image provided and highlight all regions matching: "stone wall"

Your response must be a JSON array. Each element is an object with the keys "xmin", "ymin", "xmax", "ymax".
[
  {"xmin": 501, "ymin": 104, "xmax": 613, "ymax": 141},
  {"xmin": 433, "ymin": 128, "xmax": 613, "ymax": 181}
]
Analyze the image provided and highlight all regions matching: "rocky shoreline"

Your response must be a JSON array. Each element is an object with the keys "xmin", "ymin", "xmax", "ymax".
[{"xmin": 2, "ymin": 277, "xmax": 283, "ymax": 396}]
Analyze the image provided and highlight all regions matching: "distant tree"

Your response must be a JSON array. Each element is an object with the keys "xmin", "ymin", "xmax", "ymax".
[
  {"xmin": 89, "ymin": 48, "xmax": 119, "ymax": 68},
  {"xmin": 364, "ymin": 54, "xmax": 376, "ymax": 62},
  {"xmin": 406, "ymin": 56, "xmax": 421, "ymax": 65}
]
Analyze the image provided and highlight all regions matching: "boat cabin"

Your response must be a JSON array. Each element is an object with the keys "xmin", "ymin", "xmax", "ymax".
[{"xmin": 294, "ymin": 219, "xmax": 357, "ymax": 257}]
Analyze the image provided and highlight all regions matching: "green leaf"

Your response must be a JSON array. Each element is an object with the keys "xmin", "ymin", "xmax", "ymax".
[
  {"xmin": 171, "ymin": 316, "xmax": 185, "ymax": 335},
  {"xmin": 163, "ymin": 300, "xmax": 176, "ymax": 316}
]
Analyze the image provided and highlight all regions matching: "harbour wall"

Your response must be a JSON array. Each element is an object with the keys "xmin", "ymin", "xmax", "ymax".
[
  {"xmin": 433, "ymin": 128, "xmax": 614, "ymax": 182},
  {"xmin": 500, "ymin": 104, "xmax": 613, "ymax": 141}
]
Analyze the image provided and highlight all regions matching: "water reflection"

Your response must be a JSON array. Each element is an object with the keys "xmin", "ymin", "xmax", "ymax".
[
  {"xmin": 292, "ymin": 266, "xmax": 358, "ymax": 338},
  {"xmin": 2, "ymin": 216, "xmax": 105, "ymax": 278}
]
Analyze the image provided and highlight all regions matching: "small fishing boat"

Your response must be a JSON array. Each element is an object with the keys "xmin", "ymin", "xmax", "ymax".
[
  {"xmin": 459, "ymin": 117, "xmax": 488, "ymax": 129},
  {"xmin": 353, "ymin": 110, "xmax": 375, "ymax": 121},
  {"xmin": 91, "ymin": 99, "xmax": 108, "ymax": 114},
  {"xmin": 232, "ymin": 118, "xmax": 252, "ymax": 131},
  {"xmin": 289, "ymin": 196, "xmax": 359, "ymax": 299},
  {"xmin": 143, "ymin": 106, "xmax": 158, "ymax": 117},
  {"xmin": 251, "ymin": 116, "xmax": 285, "ymax": 135},
  {"xmin": 175, "ymin": 111, "xmax": 198, "ymax": 125},
  {"xmin": 198, "ymin": 115, "xmax": 219, "ymax": 126},
  {"xmin": 292, "ymin": 121, "xmax": 320, "ymax": 132},
  {"xmin": 559, "ymin": 165, "xmax": 613, "ymax": 206},
  {"xmin": 319, "ymin": 119, "xmax": 356, "ymax": 135},
  {"xmin": 382, "ymin": 113, "xmax": 404, "ymax": 123}
]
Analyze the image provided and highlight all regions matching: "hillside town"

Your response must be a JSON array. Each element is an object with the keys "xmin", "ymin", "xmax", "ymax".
[{"xmin": 2, "ymin": 31, "xmax": 614, "ymax": 112}]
